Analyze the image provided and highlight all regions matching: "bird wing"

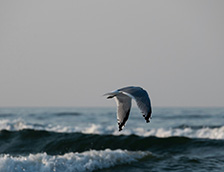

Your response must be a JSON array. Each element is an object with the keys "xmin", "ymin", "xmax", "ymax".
[
  {"xmin": 119, "ymin": 86, "xmax": 152, "ymax": 122},
  {"xmin": 114, "ymin": 93, "xmax": 132, "ymax": 131}
]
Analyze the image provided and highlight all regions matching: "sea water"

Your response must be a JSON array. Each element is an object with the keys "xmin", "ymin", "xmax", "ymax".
[{"xmin": 0, "ymin": 107, "xmax": 224, "ymax": 172}]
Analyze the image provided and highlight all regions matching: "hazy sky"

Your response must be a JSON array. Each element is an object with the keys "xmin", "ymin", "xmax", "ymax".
[{"xmin": 0, "ymin": 1, "xmax": 224, "ymax": 107}]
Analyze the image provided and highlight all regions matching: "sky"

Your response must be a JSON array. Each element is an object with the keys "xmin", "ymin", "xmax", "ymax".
[{"xmin": 0, "ymin": 0, "xmax": 224, "ymax": 107}]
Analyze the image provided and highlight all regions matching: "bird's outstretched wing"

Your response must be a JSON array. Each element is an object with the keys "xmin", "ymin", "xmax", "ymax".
[
  {"xmin": 114, "ymin": 93, "xmax": 132, "ymax": 131},
  {"xmin": 119, "ymin": 86, "xmax": 152, "ymax": 122}
]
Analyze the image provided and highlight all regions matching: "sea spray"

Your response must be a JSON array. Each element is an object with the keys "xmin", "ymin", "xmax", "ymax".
[{"xmin": 0, "ymin": 149, "xmax": 151, "ymax": 172}]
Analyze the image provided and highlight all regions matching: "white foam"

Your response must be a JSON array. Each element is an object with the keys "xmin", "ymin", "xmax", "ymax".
[
  {"xmin": 133, "ymin": 127, "xmax": 224, "ymax": 140},
  {"xmin": 0, "ymin": 119, "xmax": 33, "ymax": 131},
  {"xmin": 1, "ymin": 119, "xmax": 224, "ymax": 140},
  {"xmin": 0, "ymin": 149, "xmax": 150, "ymax": 172},
  {"xmin": 0, "ymin": 119, "xmax": 77, "ymax": 133}
]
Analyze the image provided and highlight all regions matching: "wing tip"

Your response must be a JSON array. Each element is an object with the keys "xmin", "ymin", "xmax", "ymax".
[
  {"xmin": 146, "ymin": 119, "xmax": 150, "ymax": 123},
  {"xmin": 143, "ymin": 112, "xmax": 152, "ymax": 123},
  {"xmin": 118, "ymin": 122, "xmax": 124, "ymax": 131}
]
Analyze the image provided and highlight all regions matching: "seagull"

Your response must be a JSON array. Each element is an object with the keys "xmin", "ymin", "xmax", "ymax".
[{"xmin": 104, "ymin": 86, "xmax": 152, "ymax": 131}]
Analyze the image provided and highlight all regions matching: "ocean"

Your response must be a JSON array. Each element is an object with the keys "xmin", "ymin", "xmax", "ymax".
[{"xmin": 0, "ymin": 107, "xmax": 223, "ymax": 172}]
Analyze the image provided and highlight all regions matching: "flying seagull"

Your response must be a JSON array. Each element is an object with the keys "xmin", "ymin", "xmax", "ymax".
[{"xmin": 104, "ymin": 86, "xmax": 152, "ymax": 131}]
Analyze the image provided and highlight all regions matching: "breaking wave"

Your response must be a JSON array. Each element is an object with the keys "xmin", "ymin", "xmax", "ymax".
[
  {"xmin": 0, "ymin": 149, "xmax": 150, "ymax": 172},
  {"xmin": 0, "ymin": 119, "xmax": 224, "ymax": 140}
]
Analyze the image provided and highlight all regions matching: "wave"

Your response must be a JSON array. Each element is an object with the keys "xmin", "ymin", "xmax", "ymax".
[
  {"xmin": 0, "ymin": 129, "xmax": 223, "ymax": 155},
  {"xmin": 1, "ymin": 119, "xmax": 224, "ymax": 140},
  {"xmin": 0, "ymin": 113, "xmax": 15, "ymax": 118},
  {"xmin": 0, "ymin": 149, "xmax": 150, "ymax": 172},
  {"xmin": 53, "ymin": 112, "xmax": 82, "ymax": 117}
]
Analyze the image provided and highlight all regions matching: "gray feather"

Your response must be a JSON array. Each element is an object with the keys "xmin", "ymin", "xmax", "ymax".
[
  {"xmin": 104, "ymin": 86, "xmax": 152, "ymax": 131},
  {"xmin": 115, "ymin": 93, "xmax": 132, "ymax": 131}
]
